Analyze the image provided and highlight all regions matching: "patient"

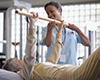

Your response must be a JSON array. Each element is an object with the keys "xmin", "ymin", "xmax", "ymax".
[{"xmin": 2, "ymin": 12, "xmax": 100, "ymax": 80}]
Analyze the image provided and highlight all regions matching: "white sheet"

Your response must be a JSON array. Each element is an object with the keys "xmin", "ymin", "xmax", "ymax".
[{"xmin": 0, "ymin": 69, "xmax": 23, "ymax": 80}]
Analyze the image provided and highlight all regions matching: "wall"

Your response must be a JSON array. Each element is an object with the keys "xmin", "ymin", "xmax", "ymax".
[
  {"xmin": 0, "ymin": 0, "xmax": 100, "ymax": 9},
  {"xmin": 21, "ymin": 0, "xmax": 100, "ymax": 7}
]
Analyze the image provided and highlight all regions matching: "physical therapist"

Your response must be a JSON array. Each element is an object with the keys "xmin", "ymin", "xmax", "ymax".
[{"xmin": 41, "ymin": 1, "xmax": 90, "ymax": 66}]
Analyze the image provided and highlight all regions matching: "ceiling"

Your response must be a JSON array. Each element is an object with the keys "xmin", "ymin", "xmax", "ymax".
[
  {"xmin": 0, "ymin": 0, "xmax": 100, "ymax": 10},
  {"xmin": 21, "ymin": 0, "xmax": 100, "ymax": 6}
]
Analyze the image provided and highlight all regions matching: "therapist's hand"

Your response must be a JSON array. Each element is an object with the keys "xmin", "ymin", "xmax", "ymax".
[
  {"xmin": 66, "ymin": 23, "xmax": 79, "ymax": 32},
  {"xmin": 47, "ymin": 21, "xmax": 56, "ymax": 32}
]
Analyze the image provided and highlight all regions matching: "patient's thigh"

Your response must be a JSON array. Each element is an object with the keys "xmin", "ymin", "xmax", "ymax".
[{"xmin": 74, "ymin": 47, "xmax": 100, "ymax": 80}]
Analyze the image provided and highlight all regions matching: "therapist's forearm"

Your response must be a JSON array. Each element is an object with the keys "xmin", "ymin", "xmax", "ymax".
[
  {"xmin": 76, "ymin": 28, "xmax": 90, "ymax": 46},
  {"xmin": 44, "ymin": 29, "xmax": 52, "ymax": 47}
]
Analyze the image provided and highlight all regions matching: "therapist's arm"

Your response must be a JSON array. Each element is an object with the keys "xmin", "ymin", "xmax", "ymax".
[
  {"xmin": 43, "ymin": 21, "xmax": 56, "ymax": 47},
  {"xmin": 66, "ymin": 23, "xmax": 90, "ymax": 46}
]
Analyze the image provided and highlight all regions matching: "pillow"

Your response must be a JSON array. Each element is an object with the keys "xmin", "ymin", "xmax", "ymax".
[{"xmin": 0, "ymin": 69, "xmax": 23, "ymax": 80}]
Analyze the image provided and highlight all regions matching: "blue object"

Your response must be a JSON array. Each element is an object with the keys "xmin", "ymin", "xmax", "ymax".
[
  {"xmin": 41, "ymin": 26, "xmax": 82, "ymax": 66},
  {"xmin": 15, "ymin": 50, "xmax": 18, "ymax": 58},
  {"xmin": 0, "ymin": 52, "xmax": 5, "ymax": 55}
]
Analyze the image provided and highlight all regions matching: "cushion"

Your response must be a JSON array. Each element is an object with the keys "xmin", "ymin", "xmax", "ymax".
[{"xmin": 0, "ymin": 69, "xmax": 23, "ymax": 80}]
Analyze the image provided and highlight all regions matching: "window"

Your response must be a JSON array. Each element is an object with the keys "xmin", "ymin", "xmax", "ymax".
[{"xmin": 10, "ymin": 9, "xmax": 27, "ymax": 59}]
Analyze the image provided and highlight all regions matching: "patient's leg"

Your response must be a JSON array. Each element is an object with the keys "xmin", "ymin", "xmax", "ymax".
[{"xmin": 74, "ymin": 47, "xmax": 100, "ymax": 80}]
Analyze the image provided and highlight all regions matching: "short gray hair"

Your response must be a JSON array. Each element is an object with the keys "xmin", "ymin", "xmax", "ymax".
[{"xmin": 2, "ymin": 58, "xmax": 20, "ymax": 73}]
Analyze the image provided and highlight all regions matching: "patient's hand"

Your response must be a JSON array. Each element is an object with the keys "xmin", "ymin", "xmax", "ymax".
[
  {"xmin": 29, "ymin": 12, "xmax": 39, "ymax": 28},
  {"xmin": 57, "ymin": 20, "xmax": 64, "ymax": 33}
]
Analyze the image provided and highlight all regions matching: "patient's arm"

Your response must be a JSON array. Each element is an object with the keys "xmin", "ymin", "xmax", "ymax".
[
  {"xmin": 18, "ymin": 27, "xmax": 36, "ymax": 80},
  {"xmin": 47, "ymin": 20, "xmax": 64, "ymax": 64},
  {"xmin": 18, "ymin": 12, "xmax": 38, "ymax": 80},
  {"xmin": 47, "ymin": 33, "xmax": 63, "ymax": 64}
]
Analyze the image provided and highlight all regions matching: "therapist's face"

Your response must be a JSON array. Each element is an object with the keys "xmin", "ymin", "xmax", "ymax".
[{"xmin": 45, "ymin": 5, "xmax": 61, "ymax": 21}]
